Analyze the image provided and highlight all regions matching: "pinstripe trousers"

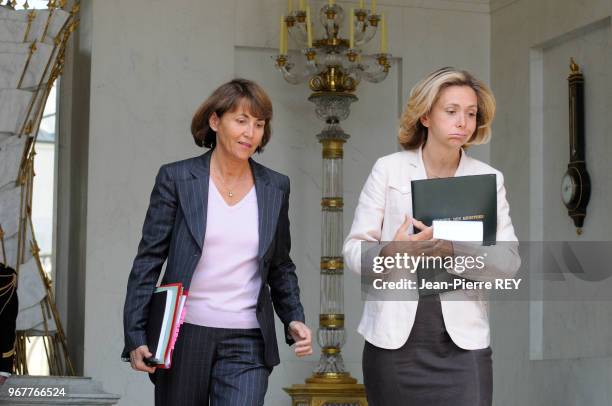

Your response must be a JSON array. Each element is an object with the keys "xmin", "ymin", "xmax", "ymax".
[{"xmin": 153, "ymin": 323, "xmax": 271, "ymax": 406}]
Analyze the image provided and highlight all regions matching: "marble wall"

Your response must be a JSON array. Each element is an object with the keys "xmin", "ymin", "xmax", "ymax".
[{"xmin": 491, "ymin": 0, "xmax": 612, "ymax": 405}]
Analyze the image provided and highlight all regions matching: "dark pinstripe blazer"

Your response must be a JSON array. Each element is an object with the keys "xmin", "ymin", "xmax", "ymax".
[{"xmin": 121, "ymin": 149, "xmax": 305, "ymax": 368}]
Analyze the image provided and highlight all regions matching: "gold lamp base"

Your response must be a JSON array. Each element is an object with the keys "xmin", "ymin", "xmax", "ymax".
[
  {"xmin": 284, "ymin": 374, "xmax": 368, "ymax": 406},
  {"xmin": 305, "ymin": 372, "xmax": 356, "ymax": 385}
]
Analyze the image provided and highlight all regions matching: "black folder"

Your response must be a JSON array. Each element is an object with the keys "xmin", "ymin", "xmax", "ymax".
[
  {"xmin": 145, "ymin": 289, "xmax": 170, "ymax": 364},
  {"xmin": 411, "ymin": 174, "xmax": 497, "ymax": 295},
  {"xmin": 145, "ymin": 283, "xmax": 186, "ymax": 368}
]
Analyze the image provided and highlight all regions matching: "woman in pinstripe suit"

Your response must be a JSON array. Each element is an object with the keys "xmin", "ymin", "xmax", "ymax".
[{"xmin": 122, "ymin": 78, "xmax": 312, "ymax": 405}]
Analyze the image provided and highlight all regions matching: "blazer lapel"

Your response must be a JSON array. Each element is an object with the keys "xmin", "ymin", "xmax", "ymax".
[
  {"xmin": 176, "ymin": 151, "xmax": 283, "ymax": 257},
  {"xmin": 176, "ymin": 150, "xmax": 212, "ymax": 251},
  {"xmin": 251, "ymin": 159, "xmax": 283, "ymax": 260}
]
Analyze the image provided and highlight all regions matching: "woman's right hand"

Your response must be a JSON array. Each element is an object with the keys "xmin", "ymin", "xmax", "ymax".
[
  {"xmin": 381, "ymin": 215, "xmax": 433, "ymax": 257},
  {"xmin": 392, "ymin": 215, "xmax": 432, "ymax": 242},
  {"xmin": 129, "ymin": 345, "xmax": 156, "ymax": 373}
]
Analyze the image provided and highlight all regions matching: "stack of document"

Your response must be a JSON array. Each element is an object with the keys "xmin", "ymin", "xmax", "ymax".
[{"xmin": 145, "ymin": 283, "xmax": 188, "ymax": 369}]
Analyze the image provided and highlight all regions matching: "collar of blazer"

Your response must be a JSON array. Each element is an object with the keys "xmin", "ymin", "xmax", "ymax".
[{"xmin": 178, "ymin": 149, "xmax": 284, "ymax": 259}]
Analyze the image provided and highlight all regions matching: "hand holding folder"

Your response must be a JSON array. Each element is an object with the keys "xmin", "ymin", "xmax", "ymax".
[{"xmin": 410, "ymin": 174, "xmax": 497, "ymax": 296}]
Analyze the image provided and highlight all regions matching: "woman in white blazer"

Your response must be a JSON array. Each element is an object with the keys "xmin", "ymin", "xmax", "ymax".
[{"xmin": 343, "ymin": 67, "xmax": 521, "ymax": 406}]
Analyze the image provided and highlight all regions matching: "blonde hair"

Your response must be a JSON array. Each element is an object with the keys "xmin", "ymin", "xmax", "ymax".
[{"xmin": 398, "ymin": 67, "xmax": 496, "ymax": 150}]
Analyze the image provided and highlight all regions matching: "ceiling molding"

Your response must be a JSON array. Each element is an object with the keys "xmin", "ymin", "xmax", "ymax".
[{"xmin": 367, "ymin": 0, "xmax": 490, "ymax": 14}]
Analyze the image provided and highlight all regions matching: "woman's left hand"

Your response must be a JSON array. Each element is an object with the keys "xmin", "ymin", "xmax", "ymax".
[{"xmin": 288, "ymin": 321, "xmax": 313, "ymax": 357}]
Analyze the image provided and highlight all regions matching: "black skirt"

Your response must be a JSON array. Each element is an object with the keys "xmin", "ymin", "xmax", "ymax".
[{"xmin": 362, "ymin": 294, "xmax": 492, "ymax": 406}]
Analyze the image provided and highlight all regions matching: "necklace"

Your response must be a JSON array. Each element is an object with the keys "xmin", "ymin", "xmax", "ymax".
[
  {"xmin": 211, "ymin": 159, "xmax": 248, "ymax": 198},
  {"xmin": 213, "ymin": 170, "xmax": 237, "ymax": 197}
]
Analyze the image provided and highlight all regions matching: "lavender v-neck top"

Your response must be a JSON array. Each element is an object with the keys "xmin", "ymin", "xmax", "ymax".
[{"xmin": 183, "ymin": 180, "xmax": 261, "ymax": 329}]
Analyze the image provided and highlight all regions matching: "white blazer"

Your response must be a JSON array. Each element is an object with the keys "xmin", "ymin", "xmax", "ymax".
[{"xmin": 343, "ymin": 146, "xmax": 521, "ymax": 350}]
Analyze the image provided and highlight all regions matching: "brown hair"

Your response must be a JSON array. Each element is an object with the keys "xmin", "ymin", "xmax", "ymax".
[
  {"xmin": 191, "ymin": 78, "xmax": 273, "ymax": 152},
  {"xmin": 398, "ymin": 67, "xmax": 496, "ymax": 150}
]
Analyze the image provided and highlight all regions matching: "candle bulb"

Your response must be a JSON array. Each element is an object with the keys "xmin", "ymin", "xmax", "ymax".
[
  {"xmin": 279, "ymin": 15, "xmax": 284, "ymax": 54},
  {"xmin": 380, "ymin": 13, "xmax": 387, "ymax": 54},
  {"xmin": 288, "ymin": 0, "xmax": 293, "ymax": 13},
  {"xmin": 306, "ymin": 5, "xmax": 313, "ymax": 48},
  {"xmin": 328, "ymin": 0, "xmax": 335, "ymax": 5},
  {"xmin": 372, "ymin": 0, "xmax": 377, "ymax": 14},
  {"xmin": 278, "ymin": 15, "xmax": 285, "ymax": 55},
  {"xmin": 299, "ymin": 0, "xmax": 305, "ymax": 11},
  {"xmin": 284, "ymin": 19, "xmax": 289, "ymax": 54},
  {"xmin": 359, "ymin": 0, "xmax": 364, "ymax": 9},
  {"xmin": 349, "ymin": 8, "xmax": 355, "ymax": 49}
]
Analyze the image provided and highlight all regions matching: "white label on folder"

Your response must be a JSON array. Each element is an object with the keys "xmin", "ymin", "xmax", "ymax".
[{"xmin": 432, "ymin": 220, "xmax": 483, "ymax": 242}]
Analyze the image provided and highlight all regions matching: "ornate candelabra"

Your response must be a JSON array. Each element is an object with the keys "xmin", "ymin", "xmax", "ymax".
[{"xmin": 275, "ymin": 1, "xmax": 392, "ymax": 404}]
